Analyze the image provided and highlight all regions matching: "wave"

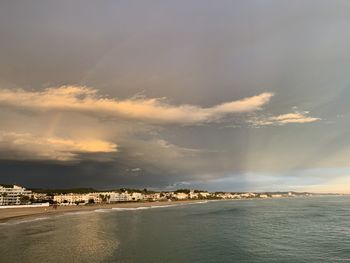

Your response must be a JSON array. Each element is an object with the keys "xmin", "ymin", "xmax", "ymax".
[
  {"xmin": 112, "ymin": 207, "xmax": 153, "ymax": 211},
  {"xmin": 94, "ymin": 208, "xmax": 113, "ymax": 213},
  {"xmin": 61, "ymin": 210, "xmax": 96, "ymax": 216},
  {"xmin": 0, "ymin": 216, "xmax": 50, "ymax": 226},
  {"xmin": 0, "ymin": 201, "xmax": 210, "ymax": 227},
  {"xmin": 196, "ymin": 201, "xmax": 209, "ymax": 204},
  {"xmin": 110, "ymin": 201, "xmax": 208, "ymax": 211},
  {"xmin": 111, "ymin": 204, "xmax": 179, "ymax": 211}
]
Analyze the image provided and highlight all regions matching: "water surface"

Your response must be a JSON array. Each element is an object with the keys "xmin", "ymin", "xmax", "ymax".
[{"xmin": 1, "ymin": 196, "xmax": 350, "ymax": 262}]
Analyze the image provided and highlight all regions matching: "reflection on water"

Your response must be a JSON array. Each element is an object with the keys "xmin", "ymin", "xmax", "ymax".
[
  {"xmin": 0, "ymin": 212, "xmax": 119, "ymax": 263},
  {"xmin": 1, "ymin": 197, "xmax": 350, "ymax": 263},
  {"xmin": 63, "ymin": 212, "xmax": 119, "ymax": 262}
]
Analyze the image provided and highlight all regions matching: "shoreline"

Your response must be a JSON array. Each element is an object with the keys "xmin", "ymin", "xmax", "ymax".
[
  {"xmin": 0, "ymin": 200, "xmax": 204, "ymax": 223},
  {"xmin": 0, "ymin": 195, "xmax": 325, "ymax": 224}
]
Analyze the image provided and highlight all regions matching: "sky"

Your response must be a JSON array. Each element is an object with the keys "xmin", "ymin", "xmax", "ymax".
[{"xmin": 1, "ymin": 0, "xmax": 350, "ymax": 193}]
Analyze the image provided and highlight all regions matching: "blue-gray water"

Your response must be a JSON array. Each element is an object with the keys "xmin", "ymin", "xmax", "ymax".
[{"xmin": 1, "ymin": 196, "xmax": 350, "ymax": 262}]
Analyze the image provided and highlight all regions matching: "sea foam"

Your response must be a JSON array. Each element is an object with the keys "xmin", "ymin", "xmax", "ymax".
[{"xmin": 0, "ymin": 216, "xmax": 50, "ymax": 226}]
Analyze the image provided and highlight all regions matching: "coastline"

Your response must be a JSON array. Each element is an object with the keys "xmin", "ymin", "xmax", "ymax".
[
  {"xmin": 0, "ymin": 196, "xmax": 321, "ymax": 224},
  {"xmin": 0, "ymin": 200, "xmax": 204, "ymax": 223}
]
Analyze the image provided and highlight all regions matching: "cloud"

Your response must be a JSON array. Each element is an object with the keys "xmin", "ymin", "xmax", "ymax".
[
  {"xmin": 301, "ymin": 170, "xmax": 350, "ymax": 194},
  {"xmin": 0, "ymin": 132, "xmax": 117, "ymax": 161},
  {"xmin": 156, "ymin": 139, "xmax": 201, "ymax": 153},
  {"xmin": 0, "ymin": 86, "xmax": 273, "ymax": 124},
  {"xmin": 249, "ymin": 111, "xmax": 321, "ymax": 126}
]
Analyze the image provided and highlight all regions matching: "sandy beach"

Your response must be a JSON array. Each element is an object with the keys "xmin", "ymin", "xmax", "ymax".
[{"xmin": 0, "ymin": 200, "xmax": 204, "ymax": 223}]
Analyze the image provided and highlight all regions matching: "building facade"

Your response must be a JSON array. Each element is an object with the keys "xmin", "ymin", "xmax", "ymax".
[
  {"xmin": 0, "ymin": 185, "xmax": 32, "ymax": 206},
  {"xmin": 53, "ymin": 193, "xmax": 101, "ymax": 205}
]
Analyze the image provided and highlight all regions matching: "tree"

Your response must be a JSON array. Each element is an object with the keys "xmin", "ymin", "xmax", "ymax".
[
  {"xmin": 174, "ymin": 189, "xmax": 190, "ymax": 194},
  {"xmin": 19, "ymin": 195, "xmax": 30, "ymax": 205},
  {"xmin": 99, "ymin": 194, "xmax": 106, "ymax": 202}
]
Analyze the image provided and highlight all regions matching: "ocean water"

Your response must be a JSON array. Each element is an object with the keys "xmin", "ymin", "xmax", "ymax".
[{"xmin": 1, "ymin": 196, "xmax": 350, "ymax": 263}]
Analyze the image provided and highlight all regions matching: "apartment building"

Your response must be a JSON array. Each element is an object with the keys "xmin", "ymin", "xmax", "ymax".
[{"xmin": 0, "ymin": 185, "xmax": 32, "ymax": 205}]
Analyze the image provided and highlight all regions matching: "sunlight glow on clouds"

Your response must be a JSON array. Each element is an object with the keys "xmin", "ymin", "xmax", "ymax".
[
  {"xmin": 249, "ymin": 111, "xmax": 321, "ymax": 126},
  {"xmin": 0, "ymin": 86, "xmax": 273, "ymax": 124},
  {"xmin": 303, "ymin": 174, "xmax": 350, "ymax": 194},
  {"xmin": 0, "ymin": 132, "xmax": 117, "ymax": 161},
  {"xmin": 0, "ymin": 85, "xmax": 321, "ymax": 164}
]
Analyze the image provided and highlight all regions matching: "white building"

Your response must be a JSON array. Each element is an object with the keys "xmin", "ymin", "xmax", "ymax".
[
  {"xmin": 32, "ymin": 192, "xmax": 51, "ymax": 201},
  {"xmin": 109, "ymin": 192, "xmax": 130, "ymax": 202},
  {"xmin": 240, "ymin": 193, "xmax": 256, "ymax": 198},
  {"xmin": 53, "ymin": 193, "xmax": 101, "ymax": 205},
  {"xmin": 271, "ymin": 194, "xmax": 283, "ymax": 198},
  {"xmin": 189, "ymin": 191, "xmax": 199, "ymax": 199},
  {"xmin": 108, "ymin": 191, "xmax": 145, "ymax": 202},
  {"xmin": 130, "ymin": 192, "xmax": 144, "ymax": 201},
  {"xmin": 174, "ymin": 192, "xmax": 188, "ymax": 200},
  {"xmin": 259, "ymin": 194, "xmax": 269, "ymax": 198},
  {"xmin": 54, "ymin": 191, "xmax": 146, "ymax": 205},
  {"xmin": 199, "ymin": 192, "xmax": 211, "ymax": 198},
  {"xmin": 143, "ymin": 193, "xmax": 161, "ymax": 201},
  {"xmin": 0, "ymin": 185, "xmax": 32, "ymax": 206}
]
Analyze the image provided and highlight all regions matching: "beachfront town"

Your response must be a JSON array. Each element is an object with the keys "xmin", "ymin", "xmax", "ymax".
[{"xmin": 0, "ymin": 184, "xmax": 313, "ymax": 207}]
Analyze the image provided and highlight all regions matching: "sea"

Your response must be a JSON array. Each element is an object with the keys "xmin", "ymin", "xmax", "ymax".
[{"xmin": 1, "ymin": 196, "xmax": 350, "ymax": 263}]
